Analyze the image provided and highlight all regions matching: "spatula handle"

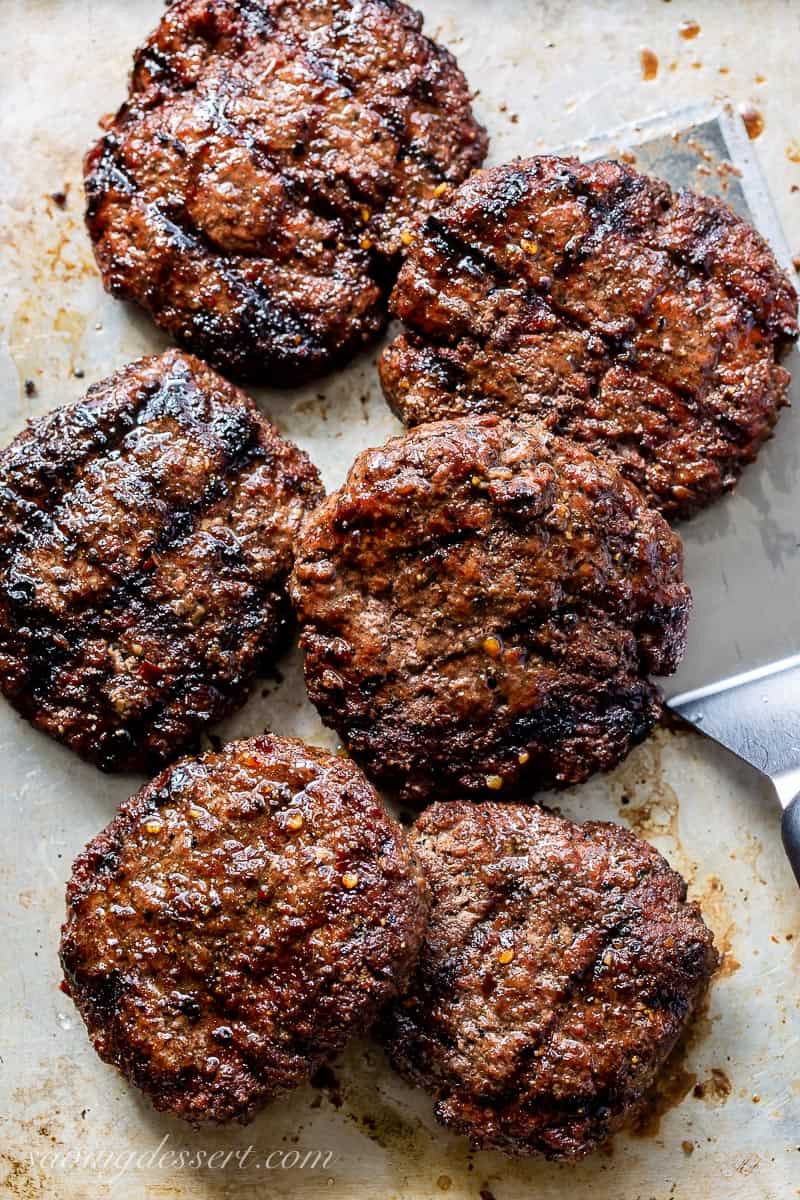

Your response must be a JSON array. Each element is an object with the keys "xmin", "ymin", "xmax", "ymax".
[{"xmin": 782, "ymin": 794, "xmax": 800, "ymax": 886}]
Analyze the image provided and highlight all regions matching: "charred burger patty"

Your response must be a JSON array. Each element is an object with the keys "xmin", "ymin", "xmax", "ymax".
[
  {"xmin": 60, "ymin": 734, "xmax": 429, "ymax": 1123},
  {"xmin": 290, "ymin": 414, "xmax": 690, "ymax": 803},
  {"xmin": 380, "ymin": 800, "xmax": 718, "ymax": 1158},
  {"xmin": 84, "ymin": 0, "xmax": 488, "ymax": 383},
  {"xmin": 0, "ymin": 350, "xmax": 322, "ymax": 771},
  {"xmin": 381, "ymin": 155, "xmax": 798, "ymax": 518}
]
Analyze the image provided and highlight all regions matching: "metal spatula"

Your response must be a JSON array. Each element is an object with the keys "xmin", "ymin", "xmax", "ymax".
[{"xmin": 574, "ymin": 105, "xmax": 800, "ymax": 884}]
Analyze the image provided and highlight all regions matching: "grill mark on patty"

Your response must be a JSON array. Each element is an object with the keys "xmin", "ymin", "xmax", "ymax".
[
  {"xmin": 61, "ymin": 735, "xmax": 429, "ymax": 1122},
  {"xmin": 484, "ymin": 910, "xmax": 640, "ymax": 1113},
  {"xmin": 4, "ymin": 374, "xmax": 262, "ymax": 613},
  {"xmin": 2, "ymin": 564, "xmax": 289, "ymax": 769},
  {"xmin": 315, "ymin": 592, "xmax": 647, "ymax": 701},
  {"xmin": 0, "ymin": 389, "xmax": 150, "ymax": 527},
  {"xmin": 175, "ymin": 79, "xmax": 380, "ymax": 253},
  {"xmin": 283, "ymin": 6, "xmax": 464, "ymax": 181},
  {"xmin": 434, "ymin": 157, "xmax": 782, "ymax": 341},
  {"xmin": 493, "ymin": 868, "xmax": 694, "ymax": 1143},
  {"xmin": 173, "ymin": 28, "xmax": 443, "ymax": 245},
  {"xmin": 311, "ymin": 470, "xmax": 661, "ymax": 699},
  {"xmin": 93, "ymin": 93, "xmax": 380, "ymax": 363},
  {"xmin": 425, "ymin": 854, "xmax": 643, "ymax": 1110},
  {"xmin": 418, "ymin": 216, "xmax": 724, "ymax": 419},
  {"xmin": 132, "ymin": 1, "xmax": 434, "ymax": 192},
  {"xmin": 51, "ymin": 582, "xmax": 291, "ymax": 773}
]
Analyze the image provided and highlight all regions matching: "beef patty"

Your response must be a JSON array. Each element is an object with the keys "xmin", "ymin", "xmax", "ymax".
[
  {"xmin": 290, "ymin": 414, "xmax": 690, "ymax": 804},
  {"xmin": 380, "ymin": 801, "xmax": 718, "ymax": 1158},
  {"xmin": 380, "ymin": 155, "xmax": 798, "ymax": 519},
  {"xmin": 0, "ymin": 350, "xmax": 322, "ymax": 772},
  {"xmin": 84, "ymin": 0, "xmax": 487, "ymax": 384},
  {"xmin": 60, "ymin": 734, "xmax": 429, "ymax": 1124}
]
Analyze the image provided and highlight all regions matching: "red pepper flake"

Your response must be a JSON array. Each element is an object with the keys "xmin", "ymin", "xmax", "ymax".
[{"xmin": 139, "ymin": 660, "xmax": 164, "ymax": 683}]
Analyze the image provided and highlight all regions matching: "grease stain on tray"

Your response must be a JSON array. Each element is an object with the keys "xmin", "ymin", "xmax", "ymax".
[
  {"xmin": 631, "ymin": 998, "xmax": 716, "ymax": 1138},
  {"xmin": 693, "ymin": 1067, "xmax": 733, "ymax": 1105},
  {"xmin": 0, "ymin": 1154, "xmax": 48, "ymax": 1200},
  {"xmin": 729, "ymin": 830, "xmax": 766, "ymax": 887},
  {"xmin": 696, "ymin": 875, "xmax": 739, "ymax": 978},
  {"xmin": 608, "ymin": 734, "xmax": 742, "ymax": 984},
  {"xmin": 631, "ymin": 1061, "xmax": 698, "ymax": 1139},
  {"xmin": 610, "ymin": 734, "xmax": 691, "ymax": 875},
  {"xmin": 309, "ymin": 1042, "xmax": 428, "ymax": 1164},
  {"xmin": 640, "ymin": 48, "xmax": 659, "ymax": 81},
  {"xmin": 4, "ymin": 175, "xmax": 98, "ymax": 397},
  {"xmin": 739, "ymin": 104, "xmax": 765, "ymax": 140},
  {"xmin": 310, "ymin": 1065, "xmax": 343, "ymax": 1109}
]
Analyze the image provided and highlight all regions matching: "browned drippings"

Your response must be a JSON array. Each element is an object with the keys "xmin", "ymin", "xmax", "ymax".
[
  {"xmin": 640, "ymin": 48, "xmax": 659, "ymax": 80},
  {"xmin": 631, "ymin": 1061, "xmax": 698, "ymax": 1137},
  {"xmin": 739, "ymin": 104, "xmax": 764, "ymax": 140},
  {"xmin": 679, "ymin": 19, "xmax": 701, "ymax": 39},
  {"xmin": 787, "ymin": 140, "xmax": 800, "ymax": 163},
  {"xmin": 697, "ymin": 874, "xmax": 740, "ymax": 977},
  {"xmin": 612, "ymin": 733, "xmax": 686, "ymax": 868},
  {"xmin": 630, "ymin": 994, "xmax": 715, "ymax": 1138},
  {"xmin": 693, "ymin": 1067, "xmax": 732, "ymax": 1104},
  {"xmin": 310, "ymin": 1064, "xmax": 343, "ymax": 1109}
]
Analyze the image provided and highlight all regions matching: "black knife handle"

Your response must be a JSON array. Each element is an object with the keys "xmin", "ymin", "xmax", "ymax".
[{"xmin": 781, "ymin": 793, "xmax": 800, "ymax": 886}]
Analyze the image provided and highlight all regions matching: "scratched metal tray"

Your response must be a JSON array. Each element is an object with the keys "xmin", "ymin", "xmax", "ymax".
[{"xmin": 1, "ymin": 3, "xmax": 799, "ymax": 1198}]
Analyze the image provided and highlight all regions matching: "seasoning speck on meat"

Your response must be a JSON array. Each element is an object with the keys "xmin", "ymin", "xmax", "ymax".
[
  {"xmin": 380, "ymin": 801, "xmax": 718, "ymax": 1158},
  {"xmin": 60, "ymin": 734, "xmax": 430, "ymax": 1124},
  {"xmin": 84, "ymin": 0, "xmax": 488, "ymax": 384},
  {"xmin": 290, "ymin": 414, "xmax": 691, "ymax": 804},
  {"xmin": 0, "ymin": 350, "xmax": 322, "ymax": 772},
  {"xmin": 380, "ymin": 155, "xmax": 798, "ymax": 518}
]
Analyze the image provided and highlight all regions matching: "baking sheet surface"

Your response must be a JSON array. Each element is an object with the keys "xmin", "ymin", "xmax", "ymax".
[{"xmin": 1, "ymin": 3, "xmax": 799, "ymax": 1198}]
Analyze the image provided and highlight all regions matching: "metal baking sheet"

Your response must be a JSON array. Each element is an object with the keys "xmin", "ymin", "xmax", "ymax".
[{"xmin": 1, "ymin": 3, "xmax": 799, "ymax": 1198}]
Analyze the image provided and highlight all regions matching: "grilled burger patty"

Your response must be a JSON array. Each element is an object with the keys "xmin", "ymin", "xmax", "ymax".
[
  {"xmin": 84, "ymin": 0, "xmax": 487, "ymax": 384},
  {"xmin": 290, "ymin": 414, "xmax": 691, "ymax": 804},
  {"xmin": 0, "ymin": 350, "xmax": 322, "ymax": 771},
  {"xmin": 380, "ymin": 800, "xmax": 718, "ymax": 1159},
  {"xmin": 380, "ymin": 155, "xmax": 798, "ymax": 519},
  {"xmin": 60, "ymin": 734, "xmax": 429, "ymax": 1124}
]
